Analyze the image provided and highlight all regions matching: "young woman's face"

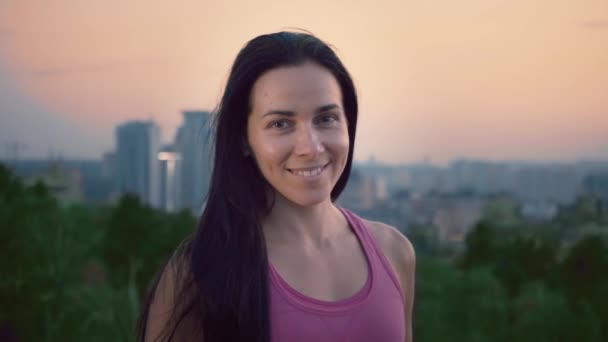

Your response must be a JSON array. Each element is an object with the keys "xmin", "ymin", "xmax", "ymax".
[{"xmin": 247, "ymin": 62, "xmax": 349, "ymax": 207}]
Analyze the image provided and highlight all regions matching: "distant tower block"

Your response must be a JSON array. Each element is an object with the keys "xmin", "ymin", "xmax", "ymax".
[
  {"xmin": 158, "ymin": 146, "xmax": 181, "ymax": 212},
  {"xmin": 115, "ymin": 120, "xmax": 161, "ymax": 207},
  {"xmin": 174, "ymin": 110, "xmax": 213, "ymax": 214}
]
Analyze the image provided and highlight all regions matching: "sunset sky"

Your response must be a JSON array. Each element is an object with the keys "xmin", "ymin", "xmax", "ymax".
[{"xmin": 0, "ymin": 0, "xmax": 607, "ymax": 164}]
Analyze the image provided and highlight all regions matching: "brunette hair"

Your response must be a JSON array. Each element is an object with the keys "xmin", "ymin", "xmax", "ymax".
[{"xmin": 137, "ymin": 30, "xmax": 358, "ymax": 342}]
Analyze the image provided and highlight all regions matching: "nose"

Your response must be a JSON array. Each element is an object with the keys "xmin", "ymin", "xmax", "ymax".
[{"xmin": 294, "ymin": 124, "xmax": 325, "ymax": 158}]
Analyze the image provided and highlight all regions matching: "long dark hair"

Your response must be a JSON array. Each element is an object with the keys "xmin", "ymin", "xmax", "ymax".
[{"xmin": 137, "ymin": 30, "xmax": 358, "ymax": 342}]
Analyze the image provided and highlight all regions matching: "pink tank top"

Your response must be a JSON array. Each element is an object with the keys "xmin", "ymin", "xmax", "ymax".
[{"xmin": 268, "ymin": 207, "xmax": 406, "ymax": 342}]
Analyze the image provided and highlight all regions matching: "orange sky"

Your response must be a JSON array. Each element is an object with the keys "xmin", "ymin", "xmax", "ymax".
[{"xmin": 0, "ymin": 0, "xmax": 607, "ymax": 164}]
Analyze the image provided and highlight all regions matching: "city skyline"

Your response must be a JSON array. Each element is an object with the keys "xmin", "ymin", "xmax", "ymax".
[{"xmin": 0, "ymin": 0, "xmax": 607, "ymax": 164}]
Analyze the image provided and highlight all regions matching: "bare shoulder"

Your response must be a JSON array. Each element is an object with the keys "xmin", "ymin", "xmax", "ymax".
[
  {"xmin": 362, "ymin": 219, "xmax": 416, "ymax": 283},
  {"xmin": 363, "ymin": 219, "xmax": 415, "ymax": 260}
]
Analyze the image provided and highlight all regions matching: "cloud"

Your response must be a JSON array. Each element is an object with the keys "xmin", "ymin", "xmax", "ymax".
[{"xmin": 580, "ymin": 19, "xmax": 608, "ymax": 30}]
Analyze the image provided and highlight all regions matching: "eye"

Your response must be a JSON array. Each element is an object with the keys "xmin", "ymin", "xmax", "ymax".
[
  {"xmin": 269, "ymin": 119, "xmax": 292, "ymax": 130},
  {"xmin": 316, "ymin": 113, "xmax": 338, "ymax": 126}
]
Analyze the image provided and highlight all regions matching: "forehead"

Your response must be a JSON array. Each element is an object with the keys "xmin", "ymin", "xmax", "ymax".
[{"xmin": 250, "ymin": 62, "xmax": 343, "ymax": 115}]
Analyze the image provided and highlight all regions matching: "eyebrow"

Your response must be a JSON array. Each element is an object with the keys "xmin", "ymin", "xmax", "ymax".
[{"xmin": 262, "ymin": 103, "xmax": 341, "ymax": 117}]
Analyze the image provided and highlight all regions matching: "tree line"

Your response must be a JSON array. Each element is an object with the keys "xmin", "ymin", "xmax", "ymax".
[{"xmin": 1, "ymin": 163, "xmax": 607, "ymax": 341}]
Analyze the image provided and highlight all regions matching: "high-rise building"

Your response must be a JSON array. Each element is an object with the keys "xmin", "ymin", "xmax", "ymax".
[
  {"xmin": 175, "ymin": 110, "xmax": 213, "ymax": 214},
  {"xmin": 158, "ymin": 144, "xmax": 181, "ymax": 212},
  {"xmin": 101, "ymin": 151, "xmax": 116, "ymax": 180},
  {"xmin": 115, "ymin": 120, "xmax": 161, "ymax": 207}
]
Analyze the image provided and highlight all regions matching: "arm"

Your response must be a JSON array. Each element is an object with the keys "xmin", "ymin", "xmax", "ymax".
[
  {"xmin": 144, "ymin": 258, "xmax": 201, "ymax": 342},
  {"xmin": 145, "ymin": 259, "xmax": 179, "ymax": 342},
  {"xmin": 397, "ymin": 234, "xmax": 416, "ymax": 342},
  {"xmin": 364, "ymin": 220, "xmax": 416, "ymax": 342}
]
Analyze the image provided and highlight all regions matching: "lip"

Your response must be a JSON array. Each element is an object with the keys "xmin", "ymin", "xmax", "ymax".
[
  {"xmin": 287, "ymin": 162, "xmax": 330, "ymax": 172},
  {"xmin": 287, "ymin": 162, "xmax": 330, "ymax": 178}
]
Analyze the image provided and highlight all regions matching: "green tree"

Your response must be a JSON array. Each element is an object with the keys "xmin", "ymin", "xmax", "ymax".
[
  {"xmin": 459, "ymin": 221, "xmax": 499, "ymax": 270},
  {"xmin": 493, "ymin": 235, "xmax": 558, "ymax": 297},
  {"xmin": 558, "ymin": 234, "xmax": 608, "ymax": 340},
  {"xmin": 509, "ymin": 282, "xmax": 602, "ymax": 342},
  {"xmin": 415, "ymin": 258, "xmax": 509, "ymax": 342},
  {"xmin": 0, "ymin": 164, "xmax": 194, "ymax": 341},
  {"xmin": 101, "ymin": 193, "xmax": 195, "ymax": 295},
  {"xmin": 0, "ymin": 165, "xmax": 103, "ymax": 340}
]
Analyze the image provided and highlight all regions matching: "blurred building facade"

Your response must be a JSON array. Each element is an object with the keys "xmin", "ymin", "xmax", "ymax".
[
  {"xmin": 158, "ymin": 144, "xmax": 181, "ymax": 212},
  {"xmin": 339, "ymin": 169, "xmax": 389, "ymax": 210},
  {"xmin": 174, "ymin": 110, "xmax": 213, "ymax": 214},
  {"xmin": 101, "ymin": 151, "xmax": 116, "ymax": 180},
  {"xmin": 115, "ymin": 120, "xmax": 161, "ymax": 207}
]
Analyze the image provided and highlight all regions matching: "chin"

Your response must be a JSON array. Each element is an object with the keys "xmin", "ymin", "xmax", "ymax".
[{"xmin": 279, "ymin": 189, "xmax": 332, "ymax": 208}]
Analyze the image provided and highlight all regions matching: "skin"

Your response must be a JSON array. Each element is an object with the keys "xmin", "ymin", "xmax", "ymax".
[
  {"xmin": 247, "ymin": 61, "xmax": 416, "ymax": 342},
  {"xmin": 246, "ymin": 61, "xmax": 350, "ymax": 211}
]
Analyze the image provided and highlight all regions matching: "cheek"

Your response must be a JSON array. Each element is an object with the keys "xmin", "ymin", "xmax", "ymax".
[
  {"xmin": 250, "ymin": 136, "xmax": 290, "ymax": 173},
  {"xmin": 327, "ymin": 128, "xmax": 350, "ymax": 158}
]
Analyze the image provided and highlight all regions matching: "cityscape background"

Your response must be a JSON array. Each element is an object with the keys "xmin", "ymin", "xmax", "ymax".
[{"xmin": 4, "ymin": 128, "xmax": 608, "ymax": 246}]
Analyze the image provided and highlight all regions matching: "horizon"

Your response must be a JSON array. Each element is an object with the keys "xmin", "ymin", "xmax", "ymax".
[{"xmin": 5, "ymin": 153, "xmax": 608, "ymax": 169}]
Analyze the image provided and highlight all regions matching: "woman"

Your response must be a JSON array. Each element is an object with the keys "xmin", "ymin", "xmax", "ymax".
[{"xmin": 137, "ymin": 31, "xmax": 415, "ymax": 342}]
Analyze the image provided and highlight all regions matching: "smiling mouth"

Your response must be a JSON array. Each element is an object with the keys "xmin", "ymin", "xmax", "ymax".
[{"xmin": 287, "ymin": 163, "xmax": 330, "ymax": 177}]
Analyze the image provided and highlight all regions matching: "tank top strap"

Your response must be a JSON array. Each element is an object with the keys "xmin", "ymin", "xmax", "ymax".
[
  {"xmin": 338, "ymin": 207, "xmax": 405, "ymax": 306},
  {"xmin": 338, "ymin": 207, "xmax": 380, "ymax": 265}
]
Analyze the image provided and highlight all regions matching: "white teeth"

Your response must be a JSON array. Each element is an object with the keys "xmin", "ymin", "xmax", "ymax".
[{"xmin": 291, "ymin": 167, "xmax": 323, "ymax": 177}]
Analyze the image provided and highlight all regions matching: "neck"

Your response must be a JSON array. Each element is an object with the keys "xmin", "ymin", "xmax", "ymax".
[{"xmin": 262, "ymin": 194, "xmax": 347, "ymax": 247}]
